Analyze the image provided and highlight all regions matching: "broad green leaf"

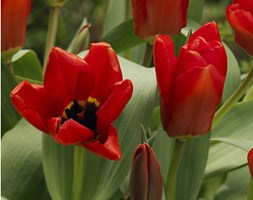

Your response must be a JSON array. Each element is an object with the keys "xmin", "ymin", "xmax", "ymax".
[
  {"xmin": 175, "ymin": 134, "xmax": 210, "ymax": 200},
  {"xmin": 103, "ymin": 19, "xmax": 144, "ymax": 54},
  {"xmin": 1, "ymin": 62, "xmax": 20, "ymax": 135},
  {"xmin": 103, "ymin": 0, "xmax": 128, "ymax": 36},
  {"xmin": 211, "ymin": 137, "xmax": 252, "ymax": 151},
  {"xmin": 152, "ymin": 127, "xmax": 174, "ymax": 184},
  {"xmin": 188, "ymin": 0, "xmax": 205, "ymax": 22},
  {"xmin": 12, "ymin": 49, "xmax": 43, "ymax": 81},
  {"xmin": 222, "ymin": 44, "xmax": 241, "ymax": 102},
  {"xmin": 214, "ymin": 166, "xmax": 250, "ymax": 200},
  {"xmin": 206, "ymin": 100, "xmax": 253, "ymax": 178},
  {"xmin": 1, "ymin": 119, "xmax": 50, "ymax": 200},
  {"xmin": 42, "ymin": 54, "xmax": 157, "ymax": 200}
]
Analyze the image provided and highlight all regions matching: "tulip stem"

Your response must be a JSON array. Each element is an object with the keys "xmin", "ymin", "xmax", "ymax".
[
  {"xmin": 43, "ymin": 6, "xmax": 61, "ymax": 73},
  {"xmin": 165, "ymin": 139, "xmax": 186, "ymax": 200},
  {"xmin": 7, "ymin": 61, "xmax": 14, "ymax": 75},
  {"xmin": 142, "ymin": 43, "xmax": 153, "ymax": 67},
  {"xmin": 214, "ymin": 66, "xmax": 253, "ymax": 124}
]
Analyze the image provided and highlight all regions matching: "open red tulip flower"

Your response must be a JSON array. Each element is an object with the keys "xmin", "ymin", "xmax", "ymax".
[
  {"xmin": 226, "ymin": 0, "xmax": 253, "ymax": 55},
  {"xmin": 154, "ymin": 22, "xmax": 227, "ymax": 138},
  {"xmin": 1, "ymin": 0, "xmax": 31, "ymax": 59},
  {"xmin": 131, "ymin": 0, "xmax": 189, "ymax": 38},
  {"xmin": 10, "ymin": 43, "xmax": 133, "ymax": 160}
]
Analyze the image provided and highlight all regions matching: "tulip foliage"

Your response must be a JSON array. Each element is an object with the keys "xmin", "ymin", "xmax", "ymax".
[{"xmin": 1, "ymin": 0, "xmax": 253, "ymax": 200}]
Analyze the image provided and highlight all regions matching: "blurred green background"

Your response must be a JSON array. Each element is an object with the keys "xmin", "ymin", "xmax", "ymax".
[{"xmin": 26, "ymin": 0, "xmax": 252, "ymax": 72}]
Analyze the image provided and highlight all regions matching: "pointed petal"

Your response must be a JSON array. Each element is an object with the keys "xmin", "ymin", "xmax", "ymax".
[
  {"xmin": 188, "ymin": 21, "xmax": 221, "ymax": 43},
  {"xmin": 47, "ymin": 118, "xmax": 95, "ymax": 145},
  {"xmin": 44, "ymin": 47, "xmax": 94, "ymax": 115},
  {"xmin": 84, "ymin": 42, "xmax": 123, "ymax": 104},
  {"xmin": 96, "ymin": 79, "xmax": 133, "ymax": 138},
  {"xmin": 154, "ymin": 35, "xmax": 176, "ymax": 130},
  {"xmin": 10, "ymin": 80, "xmax": 51, "ymax": 133},
  {"xmin": 167, "ymin": 65, "xmax": 225, "ymax": 137},
  {"xmin": 82, "ymin": 125, "xmax": 121, "ymax": 160}
]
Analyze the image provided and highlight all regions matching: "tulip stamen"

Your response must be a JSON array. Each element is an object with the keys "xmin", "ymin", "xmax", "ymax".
[{"xmin": 61, "ymin": 98, "xmax": 100, "ymax": 132}]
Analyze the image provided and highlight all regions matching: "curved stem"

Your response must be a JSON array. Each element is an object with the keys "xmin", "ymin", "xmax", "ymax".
[
  {"xmin": 43, "ymin": 6, "xmax": 61, "ymax": 73},
  {"xmin": 142, "ymin": 43, "xmax": 153, "ymax": 67},
  {"xmin": 248, "ymin": 178, "xmax": 253, "ymax": 200},
  {"xmin": 214, "ymin": 66, "xmax": 253, "ymax": 124},
  {"xmin": 165, "ymin": 139, "xmax": 186, "ymax": 200}
]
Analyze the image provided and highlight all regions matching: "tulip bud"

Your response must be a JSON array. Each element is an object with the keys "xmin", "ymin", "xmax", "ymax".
[
  {"xmin": 131, "ymin": 0, "xmax": 190, "ymax": 38},
  {"xmin": 130, "ymin": 143, "xmax": 163, "ymax": 200},
  {"xmin": 47, "ymin": 0, "xmax": 68, "ymax": 7},
  {"xmin": 226, "ymin": 0, "xmax": 253, "ymax": 55},
  {"xmin": 1, "ymin": 0, "xmax": 31, "ymax": 62},
  {"xmin": 154, "ymin": 22, "xmax": 227, "ymax": 138}
]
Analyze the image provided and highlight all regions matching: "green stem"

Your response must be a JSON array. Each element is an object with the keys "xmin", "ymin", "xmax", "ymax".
[
  {"xmin": 214, "ymin": 66, "xmax": 253, "ymax": 124},
  {"xmin": 125, "ymin": 0, "xmax": 131, "ymax": 20},
  {"xmin": 142, "ymin": 43, "xmax": 153, "ymax": 67},
  {"xmin": 165, "ymin": 139, "xmax": 186, "ymax": 200},
  {"xmin": 248, "ymin": 178, "xmax": 253, "ymax": 200},
  {"xmin": 72, "ymin": 147, "xmax": 85, "ymax": 200},
  {"xmin": 43, "ymin": 6, "xmax": 60, "ymax": 73},
  {"xmin": 243, "ymin": 84, "xmax": 253, "ymax": 101},
  {"xmin": 7, "ymin": 61, "xmax": 14, "ymax": 74}
]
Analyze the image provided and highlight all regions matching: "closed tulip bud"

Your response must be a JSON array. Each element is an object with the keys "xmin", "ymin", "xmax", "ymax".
[
  {"xmin": 1, "ymin": 0, "xmax": 31, "ymax": 62},
  {"xmin": 226, "ymin": 0, "xmax": 253, "ymax": 55},
  {"xmin": 154, "ymin": 22, "xmax": 227, "ymax": 138},
  {"xmin": 130, "ymin": 143, "xmax": 163, "ymax": 200},
  {"xmin": 131, "ymin": 0, "xmax": 189, "ymax": 38}
]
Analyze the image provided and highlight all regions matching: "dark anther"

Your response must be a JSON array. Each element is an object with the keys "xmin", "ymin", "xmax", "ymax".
[{"xmin": 61, "ymin": 100, "xmax": 99, "ymax": 132}]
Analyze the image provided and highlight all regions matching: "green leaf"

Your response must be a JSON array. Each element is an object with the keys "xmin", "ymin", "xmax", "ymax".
[
  {"xmin": 12, "ymin": 49, "xmax": 43, "ymax": 82},
  {"xmin": 1, "ymin": 62, "xmax": 20, "ymax": 135},
  {"xmin": 42, "ymin": 54, "xmax": 158, "ymax": 200},
  {"xmin": 206, "ymin": 100, "xmax": 253, "ymax": 178},
  {"xmin": 102, "ymin": 0, "xmax": 128, "ymax": 36},
  {"xmin": 188, "ymin": 0, "xmax": 205, "ymax": 22},
  {"xmin": 103, "ymin": 19, "xmax": 144, "ymax": 54},
  {"xmin": 152, "ymin": 127, "xmax": 174, "ymax": 184},
  {"xmin": 175, "ymin": 134, "xmax": 210, "ymax": 200},
  {"xmin": 1, "ymin": 119, "xmax": 50, "ymax": 200},
  {"xmin": 222, "ymin": 44, "xmax": 241, "ymax": 102},
  {"xmin": 214, "ymin": 166, "xmax": 250, "ymax": 200},
  {"xmin": 211, "ymin": 137, "xmax": 252, "ymax": 151}
]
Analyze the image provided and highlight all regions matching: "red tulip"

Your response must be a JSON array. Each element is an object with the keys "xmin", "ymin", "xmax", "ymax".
[
  {"xmin": 226, "ymin": 0, "xmax": 253, "ymax": 55},
  {"xmin": 10, "ymin": 43, "xmax": 133, "ymax": 160},
  {"xmin": 130, "ymin": 143, "xmax": 163, "ymax": 200},
  {"xmin": 131, "ymin": 0, "xmax": 189, "ymax": 38},
  {"xmin": 248, "ymin": 148, "xmax": 253, "ymax": 177},
  {"xmin": 1, "ymin": 0, "xmax": 31, "ymax": 54},
  {"xmin": 154, "ymin": 22, "xmax": 227, "ymax": 138}
]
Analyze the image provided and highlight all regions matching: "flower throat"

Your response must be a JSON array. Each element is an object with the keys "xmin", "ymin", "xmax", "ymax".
[{"xmin": 61, "ymin": 98, "xmax": 100, "ymax": 131}]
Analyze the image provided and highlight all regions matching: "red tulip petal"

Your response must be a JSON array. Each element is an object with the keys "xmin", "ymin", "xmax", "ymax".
[
  {"xmin": 185, "ymin": 37, "xmax": 227, "ymax": 77},
  {"xmin": 83, "ymin": 42, "xmax": 123, "ymax": 104},
  {"xmin": 227, "ymin": 5, "xmax": 253, "ymax": 55},
  {"xmin": 47, "ymin": 117, "xmax": 95, "ymax": 145},
  {"xmin": 248, "ymin": 148, "xmax": 253, "ymax": 177},
  {"xmin": 167, "ymin": 65, "xmax": 225, "ymax": 137},
  {"xmin": 154, "ymin": 35, "xmax": 176, "ymax": 129},
  {"xmin": 176, "ymin": 49, "xmax": 207, "ymax": 77},
  {"xmin": 234, "ymin": 0, "xmax": 253, "ymax": 13},
  {"xmin": 10, "ymin": 80, "xmax": 51, "ymax": 133},
  {"xmin": 131, "ymin": 0, "xmax": 189, "ymax": 37},
  {"xmin": 1, "ymin": 0, "xmax": 31, "ymax": 51},
  {"xmin": 96, "ymin": 79, "xmax": 133, "ymax": 139},
  {"xmin": 82, "ymin": 125, "xmax": 121, "ymax": 160},
  {"xmin": 44, "ymin": 47, "xmax": 94, "ymax": 115},
  {"xmin": 188, "ymin": 22, "xmax": 221, "ymax": 44}
]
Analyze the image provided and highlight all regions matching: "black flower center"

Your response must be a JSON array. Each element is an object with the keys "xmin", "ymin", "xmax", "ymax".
[{"xmin": 61, "ymin": 98, "xmax": 99, "ymax": 131}]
